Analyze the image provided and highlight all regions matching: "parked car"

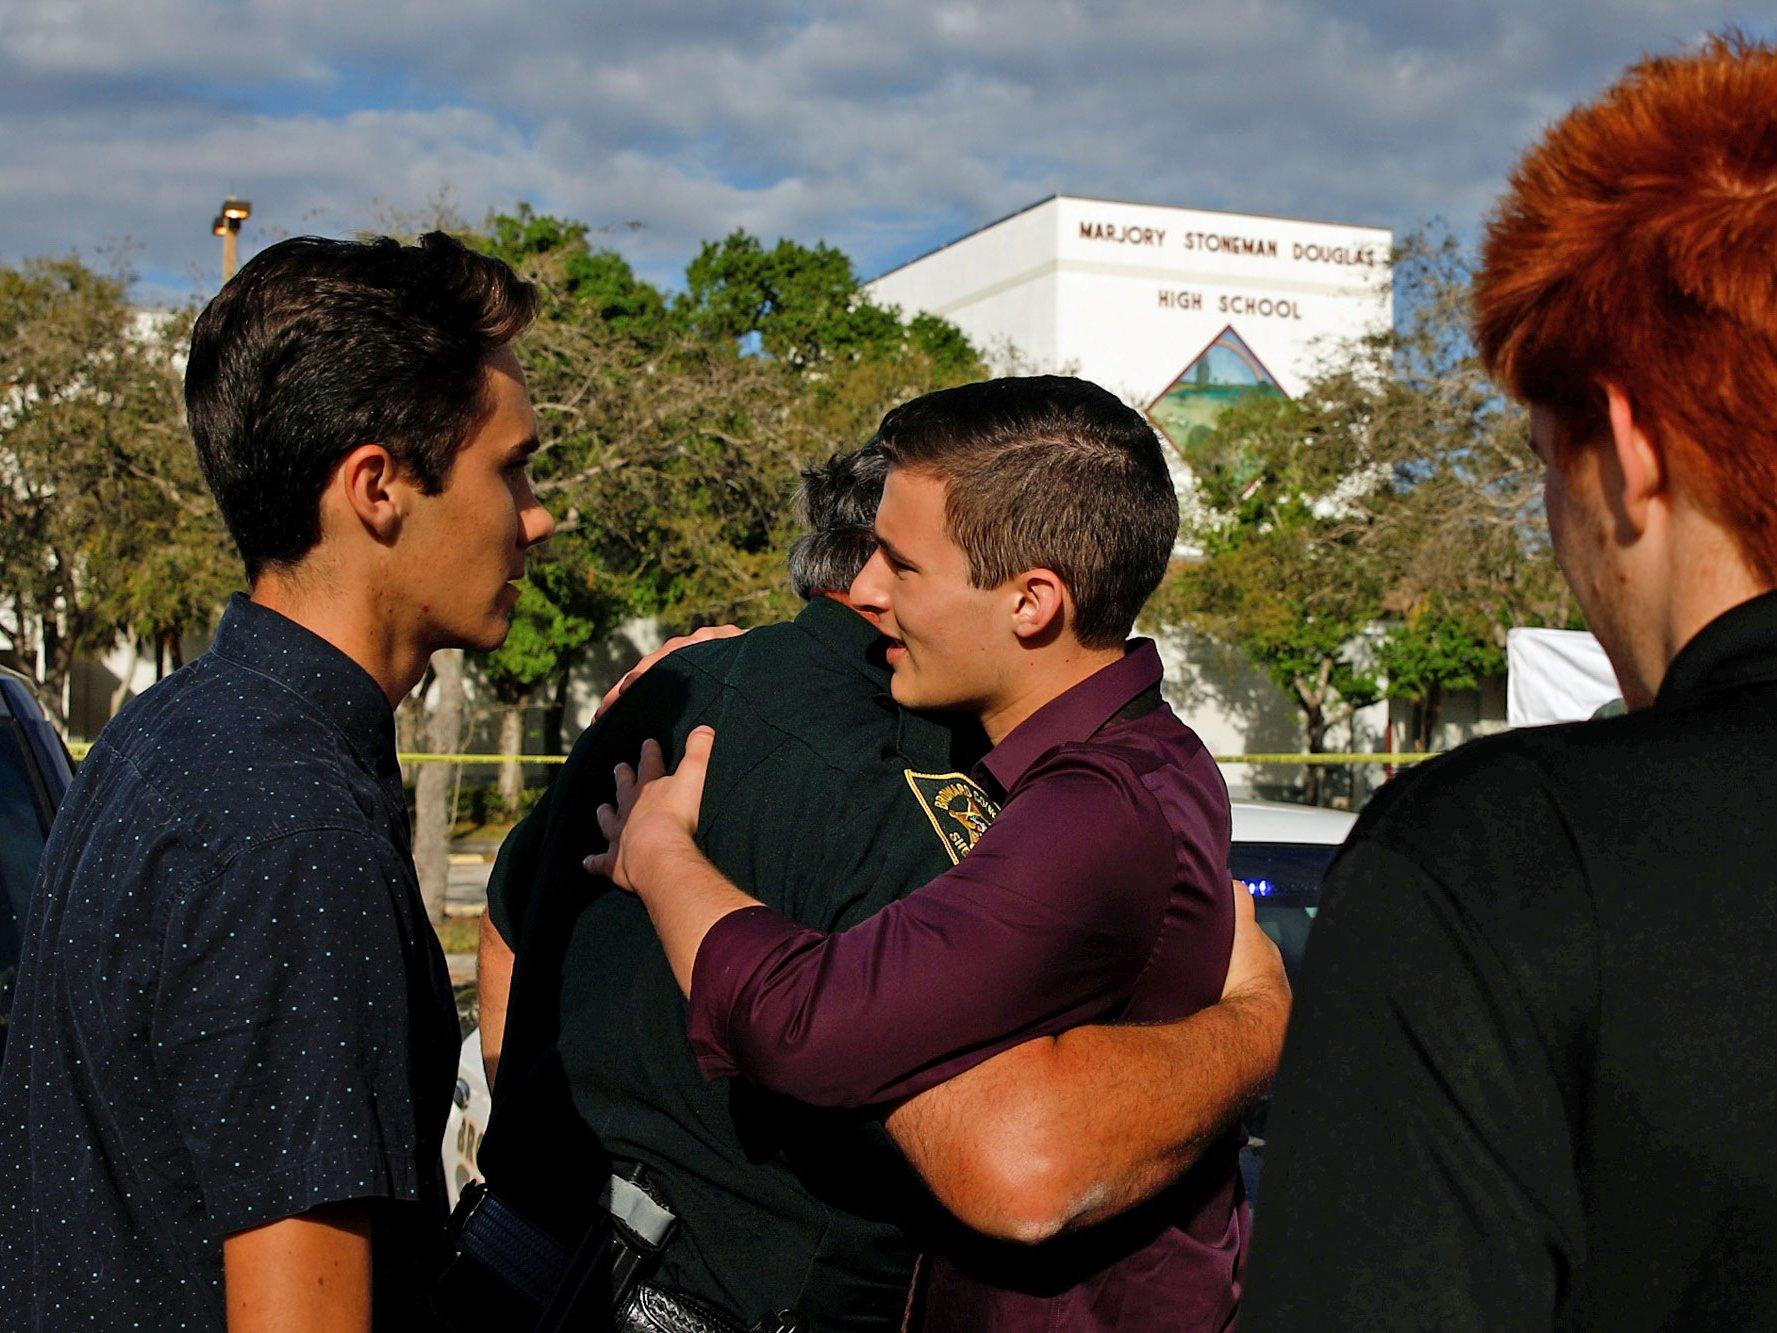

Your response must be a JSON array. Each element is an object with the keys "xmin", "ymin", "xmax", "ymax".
[
  {"xmin": 1225, "ymin": 800, "xmax": 1356, "ymax": 1202},
  {"xmin": 442, "ymin": 798, "xmax": 1357, "ymax": 1208},
  {"xmin": 0, "ymin": 668, "xmax": 75, "ymax": 1053}
]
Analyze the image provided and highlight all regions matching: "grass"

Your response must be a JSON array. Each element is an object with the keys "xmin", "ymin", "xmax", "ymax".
[
  {"xmin": 433, "ymin": 913, "xmax": 483, "ymax": 955},
  {"xmin": 451, "ymin": 817, "xmax": 518, "ymax": 842}
]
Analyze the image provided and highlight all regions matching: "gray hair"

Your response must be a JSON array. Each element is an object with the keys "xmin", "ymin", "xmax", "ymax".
[{"xmin": 786, "ymin": 445, "xmax": 887, "ymax": 599}]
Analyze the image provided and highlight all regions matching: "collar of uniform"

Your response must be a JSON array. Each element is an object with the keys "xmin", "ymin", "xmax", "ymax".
[
  {"xmin": 208, "ymin": 593, "xmax": 401, "ymax": 785},
  {"xmin": 790, "ymin": 596, "xmax": 969, "ymax": 771},
  {"xmin": 792, "ymin": 595, "xmax": 890, "ymax": 690},
  {"xmin": 976, "ymin": 639, "xmax": 1164, "ymax": 795},
  {"xmin": 1656, "ymin": 587, "xmax": 1777, "ymax": 709}
]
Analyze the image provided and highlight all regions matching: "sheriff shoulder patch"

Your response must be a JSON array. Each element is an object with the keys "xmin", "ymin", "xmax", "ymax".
[{"xmin": 904, "ymin": 770, "xmax": 1002, "ymax": 864}]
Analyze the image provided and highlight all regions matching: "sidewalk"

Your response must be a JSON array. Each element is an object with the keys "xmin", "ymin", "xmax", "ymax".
[
  {"xmin": 442, "ymin": 829, "xmax": 501, "ymax": 917},
  {"xmin": 440, "ymin": 831, "xmax": 500, "ymax": 987}
]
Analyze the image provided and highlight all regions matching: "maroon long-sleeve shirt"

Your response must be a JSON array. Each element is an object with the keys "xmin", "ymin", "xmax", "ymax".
[{"xmin": 688, "ymin": 642, "xmax": 1244, "ymax": 1330}]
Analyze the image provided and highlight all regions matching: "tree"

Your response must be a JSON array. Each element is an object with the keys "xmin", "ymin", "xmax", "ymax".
[
  {"xmin": 1155, "ymin": 226, "xmax": 1575, "ymax": 800},
  {"xmin": 1152, "ymin": 388, "xmax": 1389, "ymax": 804},
  {"xmin": 460, "ymin": 207, "xmax": 986, "ymax": 788},
  {"xmin": 681, "ymin": 231, "xmax": 901, "ymax": 366},
  {"xmin": 1373, "ymin": 598, "xmax": 1503, "ymax": 752},
  {"xmin": 472, "ymin": 572, "xmax": 603, "ymax": 813},
  {"xmin": 678, "ymin": 229, "xmax": 981, "ymax": 379},
  {"xmin": 0, "ymin": 258, "xmax": 236, "ymax": 729},
  {"xmin": 483, "ymin": 204, "xmax": 672, "ymax": 344},
  {"xmin": 413, "ymin": 650, "xmax": 465, "ymax": 926}
]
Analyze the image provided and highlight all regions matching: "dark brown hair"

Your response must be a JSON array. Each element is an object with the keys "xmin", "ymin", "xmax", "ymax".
[
  {"xmin": 1475, "ymin": 31, "xmax": 1777, "ymax": 581},
  {"xmin": 872, "ymin": 376, "xmax": 1179, "ymax": 648},
  {"xmin": 185, "ymin": 231, "xmax": 537, "ymax": 579}
]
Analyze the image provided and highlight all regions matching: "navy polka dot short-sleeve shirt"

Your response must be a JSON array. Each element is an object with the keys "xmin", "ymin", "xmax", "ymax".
[{"xmin": 0, "ymin": 595, "xmax": 459, "ymax": 1329}]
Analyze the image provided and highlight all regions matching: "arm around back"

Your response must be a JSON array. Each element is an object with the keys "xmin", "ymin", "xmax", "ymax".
[
  {"xmin": 689, "ymin": 759, "xmax": 1171, "ymax": 1106},
  {"xmin": 884, "ymin": 884, "xmax": 1289, "ymax": 1242},
  {"xmin": 479, "ymin": 781, "xmax": 553, "ymax": 1090}
]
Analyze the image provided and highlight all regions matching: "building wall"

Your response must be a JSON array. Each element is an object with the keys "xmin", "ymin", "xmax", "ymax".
[
  {"xmin": 867, "ymin": 194, "xmax": 1391, "ymax": 414},
  {"xmin": 1050, "ymin": 195, "xmax": 1390, "ymax": 403},
  {"xmin": 869, "ymin": 199, "xmax": 1062, "ymax": 374}
]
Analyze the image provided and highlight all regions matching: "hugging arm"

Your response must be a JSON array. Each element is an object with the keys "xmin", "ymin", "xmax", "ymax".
[
  {"xmin": 679, "ymin": 762, "xmax": 1171, "ymax": 1106},
  {"xmin": 593, "ymin": 731, "xmax": 1286, "ymax": 1242},
  {"xmin": 476, "ymin": 778, "xmax": 554, "ymax": 1089},
  {"xmin": 884, "ymin": 884, "xmax": 1288, "ymax": 1243}
]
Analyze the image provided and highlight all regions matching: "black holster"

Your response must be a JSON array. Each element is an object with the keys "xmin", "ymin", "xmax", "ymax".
[{"xmin": 435, "ymin": 1160, "xmax": 674, "ymax": 1331}]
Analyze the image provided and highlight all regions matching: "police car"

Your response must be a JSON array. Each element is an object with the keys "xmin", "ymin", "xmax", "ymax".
[
  {"xmin": 443, "ymin": 798, "xmax": 1356, "ymax": 1207},
  {"xmin": 0, "ymin": 668, "xmax": 75, "ymax": 1056}
]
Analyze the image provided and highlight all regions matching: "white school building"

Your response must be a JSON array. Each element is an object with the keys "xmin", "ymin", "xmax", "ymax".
[{"xmin": 866, "ymin": 194, "xmax": 1392, "ymax": 469}]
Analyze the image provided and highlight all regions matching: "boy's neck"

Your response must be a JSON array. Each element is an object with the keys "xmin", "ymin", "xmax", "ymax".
[
  {"xmin": 251, "ymin": 567, "xmax": 429, "ymax": 709},
  {"xmin": 979, "ymin": 643, "xmax": 1128, "ymax": 746}
]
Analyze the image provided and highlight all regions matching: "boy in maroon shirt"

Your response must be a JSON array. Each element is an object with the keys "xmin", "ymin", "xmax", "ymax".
[{"xmin": 595, "ymin": 377, "xmax": 1252, "ymax": 1329}]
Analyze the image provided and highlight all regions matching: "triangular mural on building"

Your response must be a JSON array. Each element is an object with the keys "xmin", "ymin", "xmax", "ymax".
[{"xmin": 1147, "ymin": 325, "xmax": 1286, "ymax": 462}]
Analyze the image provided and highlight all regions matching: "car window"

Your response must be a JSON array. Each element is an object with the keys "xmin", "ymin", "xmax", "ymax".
[
  {"xmin": 1231, "ymin": 839, "xmax": 1347, "ymax": 1203},
  {"xmin": 1230, "ymin": 841, "xmax": 1339, "ymax": 982},
  {"xmin": 0, "ymin": 725, "xmax": 46, "ymax": 1039}
]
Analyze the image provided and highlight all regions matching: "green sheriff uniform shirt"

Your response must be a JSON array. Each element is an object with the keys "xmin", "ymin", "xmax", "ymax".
[{"xmin": 478, "ymin": 597, "xmax": 994, "ymax": 1330}]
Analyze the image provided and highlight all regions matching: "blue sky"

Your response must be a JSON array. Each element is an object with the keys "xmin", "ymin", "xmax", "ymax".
[{"xmin": 2, "ymin": 1, "xmax": 1768, "ymax": 305}]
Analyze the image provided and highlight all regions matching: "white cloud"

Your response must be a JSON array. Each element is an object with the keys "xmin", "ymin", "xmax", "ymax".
[{"xmin": 0, "ymin": 0, "xmax": 1768, "ymax": 298}]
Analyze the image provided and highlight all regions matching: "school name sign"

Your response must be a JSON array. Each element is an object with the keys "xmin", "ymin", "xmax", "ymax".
[
  {"xmin": 867, "ymin": 195, "xmax": 1393, "ymax": 454},
  {"xmin": 1076, "ymin": 219, "xmax": 1381, "ymax": 270}
]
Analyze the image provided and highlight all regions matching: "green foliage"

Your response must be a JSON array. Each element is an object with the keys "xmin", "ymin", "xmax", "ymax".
[
  {"xmin": 1375, "ymin": 599, "xmax": 1504, "ymax": 702},
  {"xmin": 0, "ymin": 258, "xmax": 237, "ymax": 724},
  {"xmin": 678, "ymin": 229, "xmax": 982, "ymax": 374},
  {"xmin": 480, "ymin": 203, "xmax": 671, "ymax": 343},
  {"xmin": 1158, "ymin": 225, "xmax": 1574, "ymax": 786},
  {"xmin": 681, "ymin": 230, "xmax": 896, "ymax": 364},
  {"xmin": 476, "ymin": 577, "xmax": 597, "ymax": 704},
  {"xmin": 905, "ymin": 311, "xmax": 984, "ymax": 382}
]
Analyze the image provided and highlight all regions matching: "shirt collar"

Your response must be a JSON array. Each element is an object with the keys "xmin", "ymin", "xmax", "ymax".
[
  {"xmin": 792, "ymin": 596, "xmax": 981, "ymax": 772},
  {"xmin": 1656, "ymin": 588, "xmax": 1777, "ymax": 709},
  {"xmin": 793, "ymin": 595, "xmax": 892, "ymax": 691},
  {"xmin": 977, "ymin": 639, "xmax": 1164, "ymax": 794},
  {"xmin": 208, "ymin": 593, "xmax": 400, "ymax": 783}
]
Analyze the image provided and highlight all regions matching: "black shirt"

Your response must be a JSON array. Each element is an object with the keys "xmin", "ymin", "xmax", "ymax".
[
  {"xmin": 482, "ymin": 597, "xmax": 988, "ymax": 1330},
  {"xmin": 1245, "ymin": 589, "xmax": 1777, "ymax": 1330},
  {"xmin": 0, "ymin": 595, "xmax": 459, "ymax": 1329}
]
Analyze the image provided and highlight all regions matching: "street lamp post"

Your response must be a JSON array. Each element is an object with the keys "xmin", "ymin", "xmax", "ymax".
[{"xmin": 211, "ymin": 197, "xmax": 252, "ymax": 282}]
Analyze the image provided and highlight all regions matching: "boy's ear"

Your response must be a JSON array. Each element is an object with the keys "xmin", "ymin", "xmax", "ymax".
[
  {"xmin": 332, "ymin": 443, "xmax": 404, "ymax": 544},
  {"xmin": 1009, "ymin": 568, "xmax": 1067, "ymax": 642},
  {"xmin": 1600, "ymin": 382, "xmax": 1666, "ymax": 536}
]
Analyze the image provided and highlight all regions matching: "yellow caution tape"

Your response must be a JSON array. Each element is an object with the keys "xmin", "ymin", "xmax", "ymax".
[
  {"xmin": 1213, "ymin": 752, "xmax": 1435, "ymax": 765},
  {"xmin": 66, "ymin": 740, "xmax": 1427, "ymax": 767},
  {"xmin": 397, "ymin": 752, "xmax": 569, "ymax": 765}
]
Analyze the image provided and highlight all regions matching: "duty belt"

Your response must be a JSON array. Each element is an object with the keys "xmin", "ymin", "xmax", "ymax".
[{"xmin": 442, "ymin": 1166, "xmax": 805, "ymax": 1332}]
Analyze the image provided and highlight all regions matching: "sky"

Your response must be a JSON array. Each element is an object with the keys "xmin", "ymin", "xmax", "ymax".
[{"xmin": 2, "ymin": 1, "xmax": 1769, "ymax": 305}]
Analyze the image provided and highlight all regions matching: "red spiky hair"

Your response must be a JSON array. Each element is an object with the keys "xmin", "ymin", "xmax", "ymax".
[{"xmin": 1476, "ymin": 31, "xmax": 1777, "ymax": 582}]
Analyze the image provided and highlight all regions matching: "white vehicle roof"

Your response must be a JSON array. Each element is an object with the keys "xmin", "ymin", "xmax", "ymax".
[{"xmin": 1230, "ymin": 799, "xmax": 1355, "ymax": 846}]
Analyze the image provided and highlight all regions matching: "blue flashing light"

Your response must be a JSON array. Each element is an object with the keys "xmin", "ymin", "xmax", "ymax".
[{"xmin": 1244, "ymin": 879, "xmax": 1275, "ymax": 897}]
